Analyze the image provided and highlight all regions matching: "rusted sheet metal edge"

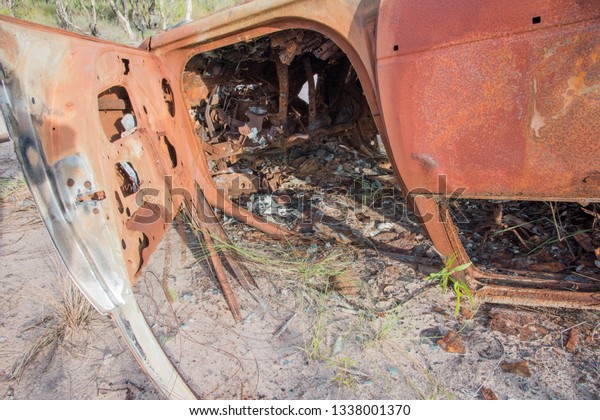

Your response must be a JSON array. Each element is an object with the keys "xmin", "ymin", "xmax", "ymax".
[
  {"xmin": 409, "ymin": 192, "xmax": 600, "ymax": 203},
  {"xmin": 477, "ymin": 285, "xmax": 600, "ymax": 310},
  {"xmin": 147, "ymin": 0, "xmax": 304, "ymax": 50},
  {"xmin": 376, "ymin": 16, "xmax": 600, "ymax": 61}
]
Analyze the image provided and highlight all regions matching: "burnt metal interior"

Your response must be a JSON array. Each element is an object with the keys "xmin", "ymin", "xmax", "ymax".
[{"xmin": 182, "ymin": 30, "xmax": 379, "ymax": 194}]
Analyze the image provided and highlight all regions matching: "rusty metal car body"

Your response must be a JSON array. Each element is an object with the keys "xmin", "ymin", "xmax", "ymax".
[{"xmin": 0, "ymin": 0, "xmax": 598, "ymax": 399}]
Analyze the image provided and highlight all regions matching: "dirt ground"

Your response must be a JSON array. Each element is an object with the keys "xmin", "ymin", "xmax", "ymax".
[{"xmin": 1, "ymin": 140, "xmax": 599, "ymax": 400}]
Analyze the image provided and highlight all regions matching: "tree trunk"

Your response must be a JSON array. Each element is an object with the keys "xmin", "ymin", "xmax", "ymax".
[
  {"xmin": 185, "ymin": 0, "xmax": 193, "ymax": 21},
  {"xmin": 89, "ymin": 0, "xmax": 99, "ymax": 37},
  {"xmin": 158, "ymin": 0, "xmax": 168, "ymax": 30},
  {"xmin": 108, "ymin": 0, "xmax": 136, "ymax": 41},
  {"xmin": 56, "ymin": 0, "xmax": 88, "ymax": 35}
]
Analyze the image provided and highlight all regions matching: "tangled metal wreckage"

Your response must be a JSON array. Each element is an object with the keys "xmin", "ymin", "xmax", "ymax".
[{"xmin": 0, "ymin": 0, "xmax": 599, "ymax": 399}]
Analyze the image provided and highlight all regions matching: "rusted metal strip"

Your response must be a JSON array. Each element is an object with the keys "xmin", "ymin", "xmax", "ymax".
[
  {"xmin": 478, "ymin": 286, "xmax": 600, "ymax": 310},
  {"xmin": 303, "ymin": 56, "xmax": 317, "ymax": 128},
  {"xmin": 192, "ymin": 198, "xmax": 243, "ymax": 322},
  {"xmin": 196, "ymin": 188, "xmax": 258, "ymax": 291},
  {"xmin": 275, "ymin": 58, "xmax": 289, "ymax": 127}
]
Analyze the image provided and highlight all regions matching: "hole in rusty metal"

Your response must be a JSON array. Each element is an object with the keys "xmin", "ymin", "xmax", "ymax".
[
  {"xmin": 136, "ymin": 233, "xmax": 150, "ymax": 274},
  {"xmin": 162, "ymin": 135, "xmax": 178, "ymax": 168},
  {"xmin": 115, "ymin": 161, "xmax": 140, "ymax": 197},
  {"xmin": 121, "ymin": 239, "xmax": 127, "ymax": 249},
  {"xmin": 161, "ymin": 78, "xmax": 175, "ymax": 117},
  {"xmin": 114, "ymin": 191, "xmax": 124, "ymax": 214},
  {"xmin": 97, "ymin": 86, "xmax": 136, "ymax": 142},
  {"xmin": 122, "ymin": 58, "xmax": 130, "ymax": 75},
  {"xmin": 393, "ymin": 44, "xmax": 399, "ymax": 51},
  {"xmin": 532, "ymin": 16, "xmax": 541, "ymax": 24}
]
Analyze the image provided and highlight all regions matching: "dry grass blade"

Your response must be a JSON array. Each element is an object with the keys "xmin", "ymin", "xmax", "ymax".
[
  {"xmin": 0, "ymin": 176, "xmax": 27, "ymax": 200},
  {"xmin": 8, "ymin": 272, "xmax": 94, "ymax": 380}
]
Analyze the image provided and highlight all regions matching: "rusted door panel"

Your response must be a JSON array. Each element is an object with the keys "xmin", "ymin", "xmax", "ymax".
[
  {"xmin": 0, "ymin": 16, "xmax": 180, "ymax": 282},
  {"xmin": 0, "ymin": 16, "xmax": 196, "ymax": 398},
  {"xmin": 376, "ymin": 0, "xmax": 600, "ymax": 201}
]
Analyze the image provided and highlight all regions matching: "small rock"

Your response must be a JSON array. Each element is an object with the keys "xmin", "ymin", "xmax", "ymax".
[
  {"xmin": 102, "ymin": 353, "xmax": 113, "ymax": 366},
  {"xmin": 376, "ymin": 222, "xmax": 394, "ymax": 232},
  {"xmin": 383, "ymin": 265, "xmax": 403, "ymax": 277},
  {"xmin": 425, "ymin": 247, "xmax": 438, "ymax": 258},
  {"xmin": 518, "ymin": 349, "xmax": 532, "ymax": 358},
  {"xmin": 420, "ymin": 327, "xmax": 442, "ymax": 344},
  {"xmin": 460, "ymin": 306, "xmax": 474, "ymax": 318},
  {"xmin": 332, "ymin": 336, "xmax": 344, "ymax": 356},
  {"xmin": 565, "ymin": 328, "xmax": 580, "ymax": 353},
  {"xmin": 500, "ymin": 361, "xmax": 532, "ymax": 378},
  {"xmin": 181, "ymin": 292, "xmax": 194, "ymax": 301},
  {"xmin": 387, "ymin": 367, "xmax": 399, "ymax": 376},
  {"xmin": 489, "ymin": 309, "xmax": 546, "ymax": 341},
  {"xmin": 313, "ymin": 222, "xmax": 352, "ymax": 244},
  {"xmin": 437, "ymin": 331, "xmax": 466, "ymax": 354},
  {"xmin": 361, "ymin": 222, "xmax": 380, "ymax": 238},
  {"xmin": 518, "ymin": 381, "xmax": 530, "ymax": 392},
  {"xmin": 373, "ymin": 231, "xmax": 398, "ymax": 242},
  {"xmin": 481, "ymin": 387, "xmax": 498, "ymax": 400},
  {"xmin": 330, "ymin": 270, "xmax": 361, "ymax": 296},
  {"xmin": 242, "ymin": 312, "xmax": 257, "ymax": 324},
  {"xmin": 476, "ymin": 337, "xmax": 504, "ymax": 360},
  {"xmin": 315, "ymin": 148, "xmax": 329, "ymax": 159}
]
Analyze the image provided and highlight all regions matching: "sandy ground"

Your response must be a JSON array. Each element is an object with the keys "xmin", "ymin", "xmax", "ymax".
[{"xmin": 1, "ymin": 140, "xmax": 599, "ymax": 400}]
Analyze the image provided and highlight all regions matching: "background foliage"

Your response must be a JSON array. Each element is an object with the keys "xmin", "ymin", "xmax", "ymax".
[{"xmin": 0, "ymin": 0, "xmax": 243, "ymax": 44}]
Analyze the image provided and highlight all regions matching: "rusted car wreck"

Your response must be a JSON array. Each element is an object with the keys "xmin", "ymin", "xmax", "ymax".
[{"xmin": 1, "ymin": 0, "xmax": 599, "ymax": 399}]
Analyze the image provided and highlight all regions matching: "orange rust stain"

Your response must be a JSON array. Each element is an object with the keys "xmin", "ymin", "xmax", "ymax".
[{"xmin": 0, "ymin": 28, "xmax": 17, "ymax": 64}]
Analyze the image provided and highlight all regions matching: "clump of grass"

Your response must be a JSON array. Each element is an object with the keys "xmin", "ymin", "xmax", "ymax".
[
  {"xmin": 327, "ymin": 356, "xmax": 359, "ymax": 390},
  {"xmin": 426, "ymin": 253, "xmax": 473, "ymax": 316},
  {"xmin": 8, "ymin": 272, "xmax": 94, "ymax": 380},
  {"xmin": 183, "ymin": 213, "xmax": 354, "ymax": 361},
  {"xmin": 368, "ymin": 306, "xmax": 403, "ymax": 345},
  {"xmin": 304, "ymin": 306, "xmax": 329, "ymax": 360},
  {"xmin": 184, "ymin": 213, "xmax": 352, "ymax": 290},
  {"xmin": 399, "ymin": 364, "xmax": 456, "ymax": 400},
  {"xmin": 0, "ymin": 177, "xmax": 27, "ymax": 200}
]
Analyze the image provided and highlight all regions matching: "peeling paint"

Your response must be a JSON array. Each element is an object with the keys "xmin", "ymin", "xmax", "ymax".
[
  {"xmin": 543, "ymin": 45, "xmax": 557, "ymax": 60},
  {"xmin": 553, "ymin": 62, "xmax": 600, "ymax": 119}
]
